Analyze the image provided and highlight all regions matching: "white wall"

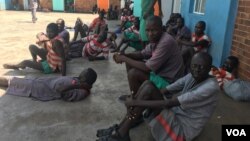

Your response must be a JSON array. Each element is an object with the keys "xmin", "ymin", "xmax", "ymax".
[
  {"xmin": 121, "ymin": 0, "xmax": 125, "ymax": 8},
  {"xmin": 161, "ymin": 0, "xmax": 181, "ymax": 25},
  {"xmin": 161, "ymin": 0, "xmax": 173, "ymax": 24},
  {"xmin": 23, "ymin": 0, "xmax": 29, "ymax": 10}
]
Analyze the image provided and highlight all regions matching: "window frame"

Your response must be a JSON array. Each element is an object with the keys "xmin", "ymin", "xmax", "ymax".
[{"xmin": 193, "ymin": 0, "xmax": 206, "ymax": 15}]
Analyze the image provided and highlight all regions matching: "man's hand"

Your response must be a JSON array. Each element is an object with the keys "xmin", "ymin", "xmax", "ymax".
[
  {"xmin": 125, "ymin": 98, "xmax": 137, "ymax": 107},
  {"xmin": 113, "ymin": 53, "xmax": 123, "ymax": 64},
  {"xmin": 160, "ymin": 88, "xmax": 168, "ymax": 95}
]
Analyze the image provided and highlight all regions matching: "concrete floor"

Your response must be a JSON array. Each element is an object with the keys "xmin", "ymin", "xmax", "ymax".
[{"xmin": 0, "ymin": 11, "xmax": 250, "ymax": 141}]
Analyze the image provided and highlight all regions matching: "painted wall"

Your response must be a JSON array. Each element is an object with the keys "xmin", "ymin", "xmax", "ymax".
[
  {"xmin": 52, "ymin": 0, "xmax": 64, "ymax": 11},
  {"xmin": 40, "ymin": 0, "xmax": 52, "ymax": 11},
  {"xmin": 133, "ymin": 0, "xmax": 141, "ymax": 17},
  {"xmin": 98, "ymin": 0, "xmax": 109, "ymax": 12},
  {"xmin": 23, "ymin": 0, "xmax": 29, "ymax": 10},
  {"xmin": 109, "ymin": 0, "xmax": 120, "ymax": 9},
  {"xmin": 75, "ymin": 0, "xmax": 97, "ymax": 13},
  {"xmin": 231, "ymin": 0, "xmax": 250, "ymax": 80},
  {"xmin": 0, "ymin": 0, "xmax": 6, "ymax": 10},
  {"xmin": 120, "ymin": 0, "xmax": 125, "ymax": 8},
  {"xmin": 161, "ymin": 0, "xmax": 173, "ymax": 24},
  {"xmin": 181, "ymin": 0, "xmax": 238, "ymax": 67},
  {"xmin": 5, "ymin": 0, "xmax": 12, "ymax": 10}
]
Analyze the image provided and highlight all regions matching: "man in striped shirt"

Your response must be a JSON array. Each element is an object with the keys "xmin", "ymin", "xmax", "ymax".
[
  {"xmin": 81, "ymin": 31, "xmax": 111, "ymax": 61},
  {"xmin": 3, "ymin": 23, "xmax": 66, "ymax": 76}
]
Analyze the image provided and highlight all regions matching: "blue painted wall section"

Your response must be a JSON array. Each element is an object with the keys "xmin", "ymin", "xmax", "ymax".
[
  {"xmin": 133, "ymin": 0, "xmax": 141, "ymax": 17},
  {"xmin": 5, "ymin": 0, "xmax": 12, "ymax": 10},
  {"xmin": 52, "ymin": 0, "xmax": 65, "ymax": 11},
  {"xmin": 0, "ymin": 0, "xmax": 6, "ymax": 10},
  {"xmin": 181, "ymin": 0, "xmax": 238, "ymax": 67}
]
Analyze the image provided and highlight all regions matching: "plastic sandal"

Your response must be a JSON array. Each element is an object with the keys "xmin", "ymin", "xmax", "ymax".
[
  {"xmin": 96, "ymin": 132, "xmax": 131, "ymax": 141},
  {"xmin": 96, "ymin": 124, "xmax": 119, "ymax": 137}
]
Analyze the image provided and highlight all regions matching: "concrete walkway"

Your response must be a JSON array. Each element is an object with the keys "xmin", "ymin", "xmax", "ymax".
[{"xmin": 0, "ymin": 11, "xmax": 249, "ymax": 141}]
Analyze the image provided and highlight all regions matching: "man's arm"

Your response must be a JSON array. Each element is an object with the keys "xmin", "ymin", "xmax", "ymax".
[
  {"xmin": 125, "ymin": 97, "xmax": 180, "ymax": 109},
  {"xmin": 123, "ymin": 51, "xmax": 145, "ymax": 60},
  {"xmin": 177, "ymin": 39, "xmax": 209, "ymax": 47},
  {"xmin": 53, "ymin": 40, "xmax": 66, "ymax": 76},
  {"xmin": 114, "ymin": 53, "xmax": 151, "ymax": 73},
  {"xmin": 65, "ymin": 32, "xmax": 70, "ymax": 45}
]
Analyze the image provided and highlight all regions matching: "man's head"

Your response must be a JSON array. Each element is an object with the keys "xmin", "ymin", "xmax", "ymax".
[
  {"xmin": 195, "ymin": 21, "xmax": 206, "ymax": 36},
  {"xmin": 146, "ymin": 16, "xmax": 163, "ymax": 43},
  {"xmin": 176, "ymin": 17, "xmax": 184, "ymax": 28},
  {"xmin": 56, "ymin": 18, "xmax": 65, "ymax": 32},
  {"xmin": 99, "ymin": 10, "xmax": 105, "ymax": 20},
  {"xmin": 222, "ymin": 56, "xmax": 239, "ymax": 73},
  {"xmin": 79, "ymin": 68, "xmax": 97, "ymax": 86},
  {"xmin": 127, "ymin": 10, "xmax": 132, "ymax": 16},
  {"xmin": 190, "ymin": 52, "xmax": 212, "ymax": 82},
  {"xmin": 46, "ymin": 23, "xmax": 59, "ymax": 39}
]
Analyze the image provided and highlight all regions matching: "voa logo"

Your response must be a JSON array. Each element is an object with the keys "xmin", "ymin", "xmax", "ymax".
[{"xmin": 226, "ymin": 129, "xmax": 247, "ymax": 136}]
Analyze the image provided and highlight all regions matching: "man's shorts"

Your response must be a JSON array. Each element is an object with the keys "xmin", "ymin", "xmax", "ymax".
[
  {"xmin": 149, "ymin": 72, "xmax": 169, "ymax": 89},
  {"xmin": 41, "ymin": 61, "xmax": 53, "ymax": 74},
  {"xmin": 124, "ymin": 32, "xmax": 143, "ymax": 51}
]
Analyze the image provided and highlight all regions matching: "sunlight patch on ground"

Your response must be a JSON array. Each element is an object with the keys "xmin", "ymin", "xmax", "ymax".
[{"xmin": 0, "ymin": 89, "xmax": 5, "ymax": 97}]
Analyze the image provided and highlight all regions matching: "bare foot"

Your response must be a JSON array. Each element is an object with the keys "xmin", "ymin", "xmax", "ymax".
[{"xmin": 3, "ymin": 64, "xmax": 19, "ymax": 70}]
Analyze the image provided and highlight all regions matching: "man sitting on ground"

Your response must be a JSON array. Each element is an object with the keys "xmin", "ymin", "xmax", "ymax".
[
  {"xmin": 3, "ymin": 23, "xmax": 66, "ymax": 76},
  {"xmin": 111, "ymin": 17, "xmax": 142, "ymax": 53},
  {"xmin": 96, "ymin": 52, "xmax": 220, "ymax": 141},
  {"xmin": 87, "ymin": 11, "xmax": 107, "ymax": 35},
  {"xmin": 113, "ymin": 16, "xmax": 184, "ymax": 101},
  {"xmin": 69, "ymin": 27, "xmax": 114, "ymax": 61},
  {"xmin": 70, "ymin": 11, "xmax": 106, "ymax": 41},
  {"xmin": 210, "ymin": 56, "xmax": 239, "ymax": 89},
  {"xmin": 177, "ymin": 21, "xmax": 211, "ymax": 52}
]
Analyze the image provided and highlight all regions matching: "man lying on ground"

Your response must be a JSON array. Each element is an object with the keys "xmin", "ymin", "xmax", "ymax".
[{"xmin": 0, "ymin": 68, "xmax": 97, "ymax": 102}]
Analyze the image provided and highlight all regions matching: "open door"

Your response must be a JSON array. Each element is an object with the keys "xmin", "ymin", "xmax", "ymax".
[
  {"xmin": 97, "ymin": 0, "xmax": 109, "ymax": 12},
  {"xmin": 154, "ymin": 1, "xmax": 159, "ymax": 16},
  {"xmin": 65, "ymin": 0, "xmax": 74, "ymax": 12},
  {"xmin": 52, "ymin": 0, "xmax": 64, "ymax": 11}
]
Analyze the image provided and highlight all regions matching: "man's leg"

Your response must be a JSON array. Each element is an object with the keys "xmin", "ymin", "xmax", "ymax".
[
  {"xmin": 111, "ymin": 36, "xmax": 125, "ymax": 53},
  {"xmin": 79, "ymin": 25, "xmax": 87, "ymax": 38},
  {"xmin": 31, "ymin": 8, "xmax": 37, "ymax": 22},
  {"xmin": 72, "ymin": 22, "xmax": 82, "ymax": 41},
  {"xmin": 3, "ymin": 60, "xmax": 43, "ymax": 71},
  {"xmin": 126, "ymin": 67, "xmax": 149, "ymax": 95},
  {"xmin": 0, "ymin": 77, "xmax": 8, "ymax": 87},
  {"xmin": 97, "ymin": 81, "xmax": 163, "ymax": 140},
  {"xmin": 29, "ymin": 44, "xmax": 47, "ymax": 62}
]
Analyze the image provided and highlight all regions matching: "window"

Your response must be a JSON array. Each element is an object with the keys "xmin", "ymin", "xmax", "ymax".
[
  {"xmin": 173, "ymin": 0, "xmax": 181, "ymax": 13},
  {"xmin": 193, "ymin": 0, "xmax": 206, "ymax": 14}
]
